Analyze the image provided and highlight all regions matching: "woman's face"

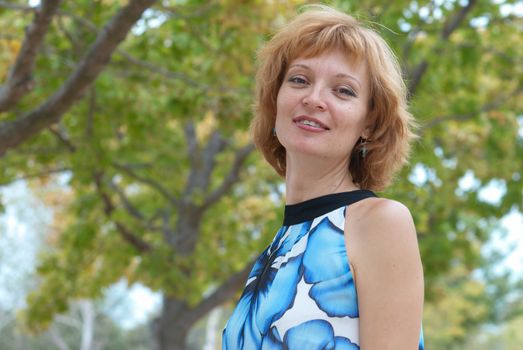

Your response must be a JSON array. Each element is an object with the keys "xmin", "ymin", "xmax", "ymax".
[{"xmin": 275, "ymin": 50, "xmax": 370, "ymax": 164}]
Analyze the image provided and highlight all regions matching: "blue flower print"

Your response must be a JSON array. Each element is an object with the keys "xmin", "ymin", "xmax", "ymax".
[
  {"xmin": 334, "ymin": 337, "xmax": 360, "ymax": 350},
  {"xmin": 261, "ymin": 326, "xmax": 283, "ymax": 350},
  {"xmin": 283, "ymin": 320, "xmax": 359, "ymax": 350},
  {"xmin": 223, "ymin": 222, "xmax": 311, "ymax": 349},
  {"xmin": 223, "ymin": 202, "xmax": 425, "ymax": 350},
  {"xmin": 303, "ymin": 217, "xmax": 358, "ymax": 318}
]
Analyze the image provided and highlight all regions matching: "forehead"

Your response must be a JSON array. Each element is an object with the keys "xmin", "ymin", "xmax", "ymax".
[
  {"xmin": 295, "ymin": 41, "xmax": 363, "ymax": 59},
  {"xmin": 287, "ymin": 50, "xmax": 369, "ymax": 83},
  {"xmin": 290, "ymin": 49, "xmax": 365, "ymax": 67}
]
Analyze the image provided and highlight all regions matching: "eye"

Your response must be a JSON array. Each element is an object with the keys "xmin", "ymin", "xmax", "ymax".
[
  {"xmin": 288, "ymin": 75, "xmax": 309, "ymax": 85},
  {"xmin": 335, "ymin": 86, "xmax": 357, "ymax": 98}
]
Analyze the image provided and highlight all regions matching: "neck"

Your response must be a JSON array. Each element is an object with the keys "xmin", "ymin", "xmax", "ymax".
[{"xmin": 284, "ymin": 154, "xmax": 359, "ymax": 204}]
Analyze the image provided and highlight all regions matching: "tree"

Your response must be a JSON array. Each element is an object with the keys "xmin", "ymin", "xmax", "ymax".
[
  {"xmin": 0, "ymin": 0, "xmax": 521, "ymax": 349},
  {"xmin": 2, "ymin": 1, "xmax": 292, "ymax": 348},
  {"xmin": 0, "ymin": 0, "xmax": 157, "ymax": 153}
]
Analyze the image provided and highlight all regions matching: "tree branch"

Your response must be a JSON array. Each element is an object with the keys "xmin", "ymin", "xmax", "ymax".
[
  {"xmin": 0, "ymin": 0, "xmax": 158, "ymax": 156},
  {"xmin": 174, "ymin": 131, "xmax": 252, "ymax": 253},
  {"xmin": 2, "ymin": 2, "xmax": 208, "ymax": 89},
  {"xmin": 402, "ymin": 25, "xmax": 423, "ymax": 65},
  {"xmin": 114, "ymin": 222, "xmax": 153, "ymax": 252},
  {"xmin": 203, "ymin": 143, "xmax": 255, "ymax": 209},
  {"xmin": 0, "ymin": 1, "xmax": 35, "ymax": 11},
  {"xmin": 108, "ymin": 180, "xmax": 146, "ymax": 221},
  {"xmin": 48, "ymin": 325, "xmax": 70, "ymax": 350},
  {"xmin": 112, "ymin": 162, "xmax": 178, "ymax": 205},
  {"xmin": 94, "ymin": 172, "xmax": 152, "ymax": 252},
  {"xmin": 408, "ymin": 0, "xmax": 478, "ymax": 96},
  {"xmin": 441, "ymin": 0, "xmax": 477, "ymax": 40},
  {"xmin": 54, "ymin": 311, "xmax": 82, "ymax": 329},
  {"xmin": 0, "ymin": 167, "xmax": 70, "ymax": 186},
  {"xmin": 199, "ymin": 130, "xmax": 227, "ymax": 187},
  {"xmin": 184, "ymin": 121, "xmax": 198, "ymax": 166},
  {"xmin": 157, "ymin": 2, "xmax": 215, "ymax": 20},
  {"xmin": 187, "ymin": 258, "xmax": 256, "ymax": 325},
  {"xmin": 116, "ymin": 49, "xmax": 203, "ymax": 88},
  {"xmin": 107, "ymin": 178, "xmax": 164, "ymax": 233},
  {"xmin": 423, "ymin": 87, "xmax": 523, "ymax": 130},
  {"xmin": 56, "ymin": 11, "xmax": 84, "ymax": 58},
  {"xmin": 183, "ymin": 129, "xmax": 226, "ymax": 199},
  {"xmin": 0, "ymin": 0, "xmax": 62, "ymax": 112},
  {"xmin": 62, "ymin": 9, "xmax": 203, "ymax": 87},
  {"xmin": 85, "ymin": 87, "xmax": 95, "ymax": 139},
  {"xmin": 401, "ymin": 1, "xmax": 436, "ymax": 79},
  {"xmin": 48, "ymin": 123, "xmax": 77, "ymax": 152},
  {"xmin": 407, "ymin": 61, "xmax": 428, "ymax": 98}
]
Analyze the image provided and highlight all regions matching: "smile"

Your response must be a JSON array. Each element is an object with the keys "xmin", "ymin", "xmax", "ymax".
[{"xmin": 293, "ymin": 116, "xmax": 330, "ymax": 131}]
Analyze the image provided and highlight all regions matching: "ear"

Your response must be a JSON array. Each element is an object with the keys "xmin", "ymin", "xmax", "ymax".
[{"xmin": 361, "ymin": 126, "xmax": 371, "ymax": 140}]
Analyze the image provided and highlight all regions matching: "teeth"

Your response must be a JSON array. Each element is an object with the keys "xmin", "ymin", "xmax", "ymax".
[{"xmin": 299, "ymin": 120, "xmax": 322, "ymax": 128}]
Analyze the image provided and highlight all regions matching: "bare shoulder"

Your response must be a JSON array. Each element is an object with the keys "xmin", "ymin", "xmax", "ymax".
[
  {"xmin": 346, "ymin": 197, "xmax": 415, "ymax": 232},
  {"xmin": 345, "ymin": 197, "xmax": 420, "ymax": 271},
  {"xmin": 361, "ymin": 198, "xmax": 416, "ymax": 236}
]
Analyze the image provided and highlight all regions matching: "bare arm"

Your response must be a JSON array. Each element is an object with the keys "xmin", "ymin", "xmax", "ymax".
[{"xmin": 346, "ymin": 199, "xmax": 424, "ymax": 349}]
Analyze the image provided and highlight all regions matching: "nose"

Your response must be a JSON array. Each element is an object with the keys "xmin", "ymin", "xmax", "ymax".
[{"xmin": 302, "ymin": 87, "xmax": 327, "ymax": 111}]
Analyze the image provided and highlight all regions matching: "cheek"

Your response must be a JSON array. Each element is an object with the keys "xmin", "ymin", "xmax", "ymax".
[
  {"xmin": 275, "ymin": 89, "xmax": 284, "ymax": 116},
  {"xmin": 275, "ymin": 88, "xmax": 293, "ymax": 120},
  {"xmin": 274, "ymin": 93, "xmax": 285, "ymax": 132},
  {"xmin": 347, "ymin": 103, "xmax": 369, "ymax": 126}
]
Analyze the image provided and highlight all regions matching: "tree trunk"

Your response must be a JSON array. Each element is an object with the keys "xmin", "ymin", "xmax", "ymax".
[
  {"xmin": 153, "ymin": 296, "xmax": 192, "ymax": 350},
  {"xmin": 150, "ymin": 258, "xmax": 254, "ymax": 349},
  {"xmin": 204, "ymin": 308, "xmax": 222, "ymax": 350},
  {"xmin": 79, "ymin": 300, "xmax": 95, "ymax": 350}
]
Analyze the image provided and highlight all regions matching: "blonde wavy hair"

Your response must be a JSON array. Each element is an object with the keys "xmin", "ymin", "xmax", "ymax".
[{"xmin": 251, "ymin": 5, "xmax": 417, "ymax": 191}]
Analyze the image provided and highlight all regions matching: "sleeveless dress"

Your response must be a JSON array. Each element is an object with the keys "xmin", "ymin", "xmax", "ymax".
[{"xmin": 222, "ymin": 190, "xmax": 425, "ymax": 349}]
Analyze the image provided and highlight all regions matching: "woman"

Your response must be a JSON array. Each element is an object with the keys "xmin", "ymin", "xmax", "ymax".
[{"xmin": 223, "ymin": 5, "xmax": 424, "ymax": 349}]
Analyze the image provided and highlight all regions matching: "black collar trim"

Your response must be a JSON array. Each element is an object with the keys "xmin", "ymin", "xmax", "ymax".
[{"xmin": 283, "ymin": 190, "xmax": 377, "ymax": 226}]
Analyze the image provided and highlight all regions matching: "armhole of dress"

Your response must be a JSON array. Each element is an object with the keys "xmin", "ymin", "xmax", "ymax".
[
  {"xmin": 342, "ymin": 193, "xmax": 377, "ymax": 284},
  {"xmin": 343, "ymin": 205, "xmax": 358, "ymax": 286}
]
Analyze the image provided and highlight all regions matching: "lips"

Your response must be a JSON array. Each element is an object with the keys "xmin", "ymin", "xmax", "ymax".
[{"xmin": 293, "ymin": 116, "xmax": 330, "ymax": 130}]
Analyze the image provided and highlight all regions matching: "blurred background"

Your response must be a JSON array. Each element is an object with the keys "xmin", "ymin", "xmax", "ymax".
[{"xmin": 0, "ymin": 0, "xmax": 522, "ymax": 349}]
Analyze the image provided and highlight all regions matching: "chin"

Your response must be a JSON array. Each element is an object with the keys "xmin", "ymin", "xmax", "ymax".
[{"xmin": 285, "ymin": 143, "xmax": 329, "ymax": 159}]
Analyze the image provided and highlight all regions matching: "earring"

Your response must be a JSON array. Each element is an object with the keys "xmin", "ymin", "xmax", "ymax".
[
  {"xmin": 360, "ymin": 138, "xmax": 368, "ymax": 158},
  {"xmin": 272, "ymin": 127, "xmax": 277, "ymax": 136}
]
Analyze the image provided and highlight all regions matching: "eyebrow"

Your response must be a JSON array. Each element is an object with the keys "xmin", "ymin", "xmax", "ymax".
[{"xmin": 288, "ymin": 63, "xmax": 362, "ymax": 88}]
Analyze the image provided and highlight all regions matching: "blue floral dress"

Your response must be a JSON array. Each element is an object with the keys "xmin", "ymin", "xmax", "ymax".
[{"xmin": 222, "ymin": 190, "xmax": 424, "ymax": 349}]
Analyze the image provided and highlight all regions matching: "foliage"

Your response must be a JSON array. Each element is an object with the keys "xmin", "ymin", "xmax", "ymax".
[
  {"xmin": 0, "ymin": 0, "xmax": 521, "ymax": 348},
  {"xmin": 423, "ymin": 265, "xmax": 489, "ymax": 348}
]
